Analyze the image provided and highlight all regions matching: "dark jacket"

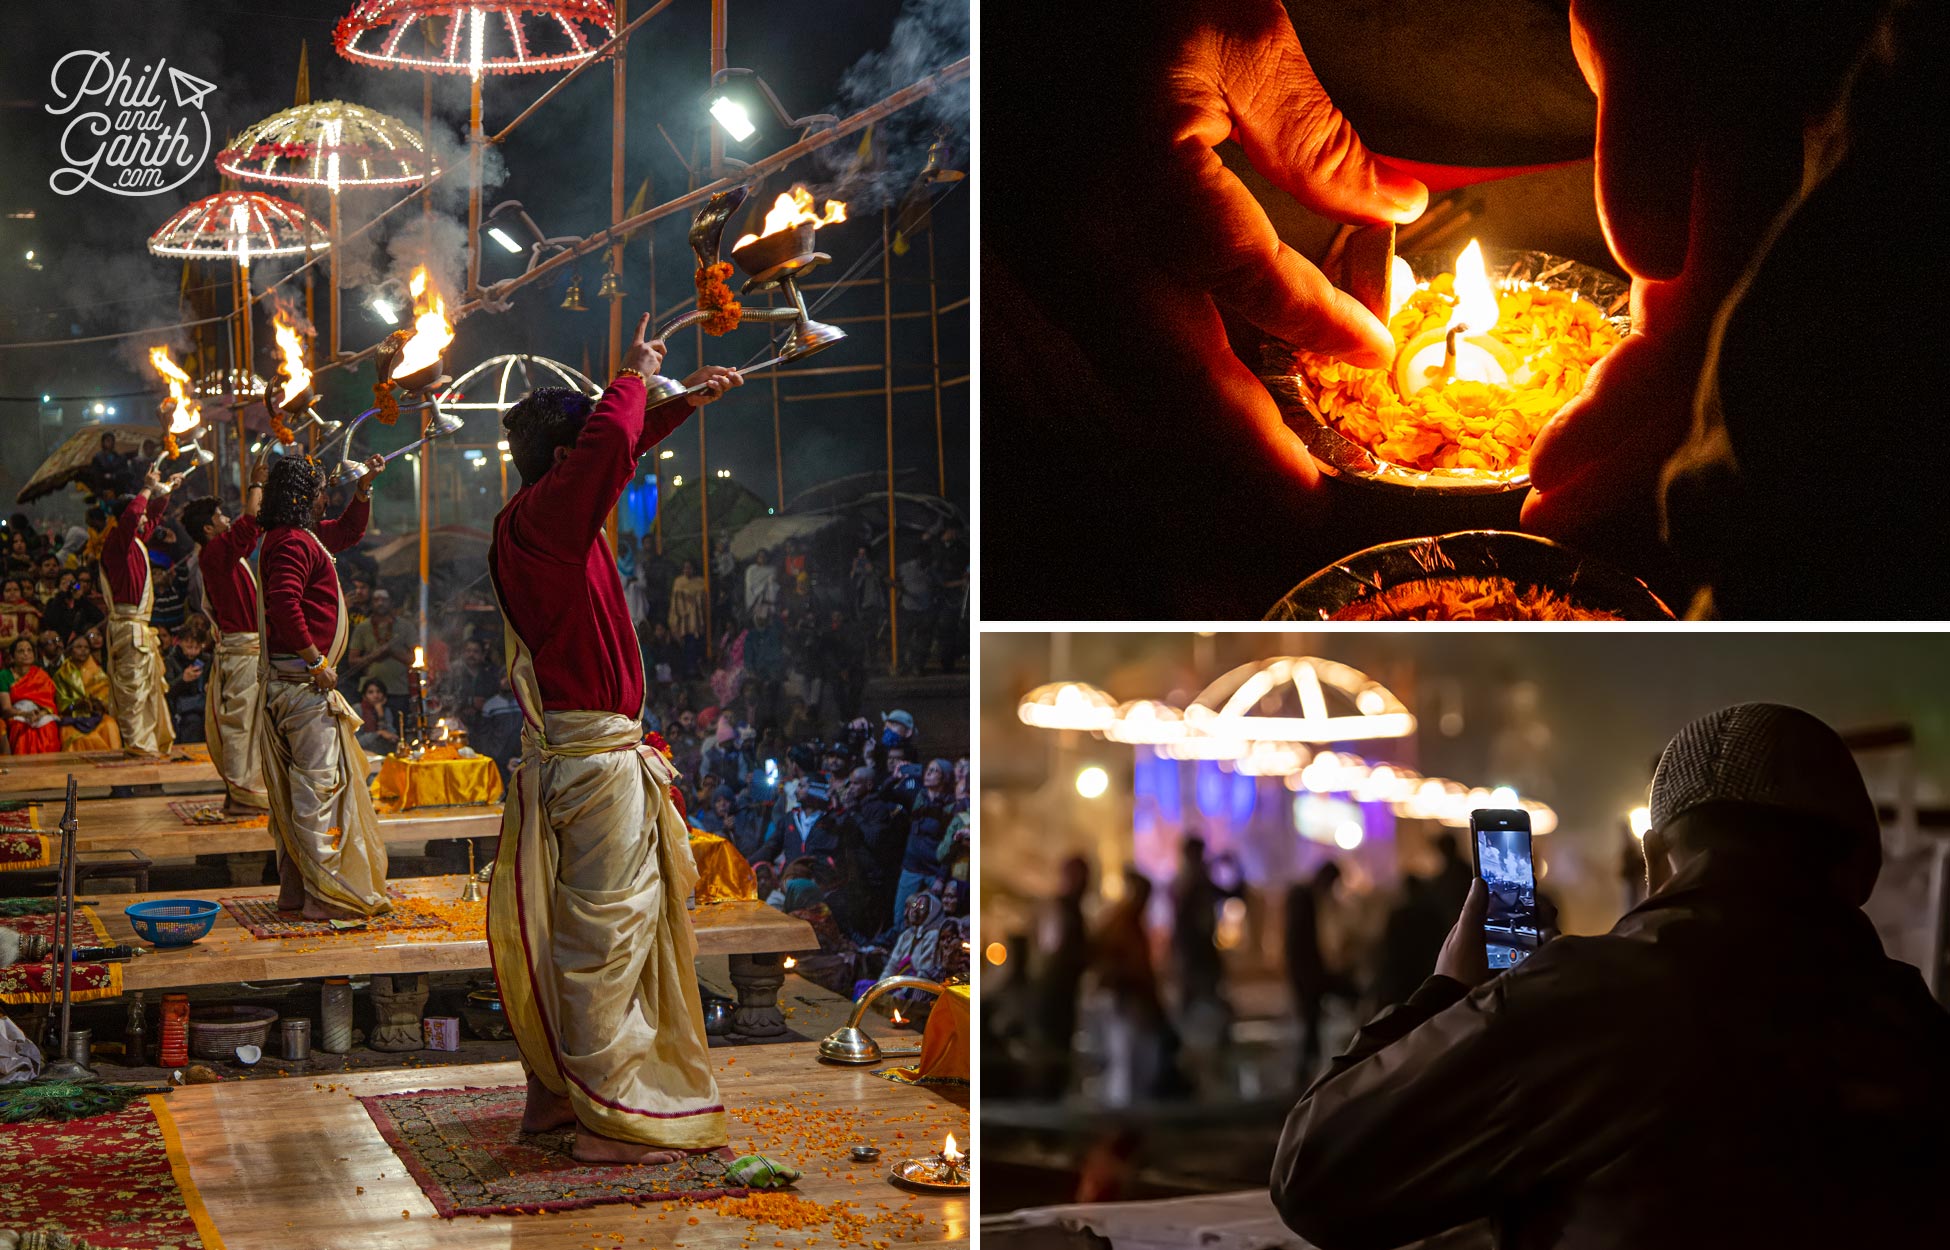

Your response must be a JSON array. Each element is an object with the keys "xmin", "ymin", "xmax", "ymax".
[{"xmin": 1272, "ymin": 856, "xmax": 1950, "ymax": 1250}]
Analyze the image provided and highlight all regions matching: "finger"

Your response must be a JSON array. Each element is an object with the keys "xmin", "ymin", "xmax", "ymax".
[
  {"xmin": 647, "ymin": 338, "xmax": 667, "ymax": 356},
  {"xmin": 633, "ymin": 312, "xmax": 650, "ymax": 345},
  {"xmin": 1153, "ymin": 138, "xmax": 1394, "ymax": 368},
  {"xmin": 1461, "ymin": 875, "xmax": 1488, "ymax": 926},
  {"xmin": 1214, "ymin": 6, "xmax": 1427, "ymax": 226},
  {"xmin": 1570, "ymin": 1, "xmax": 1696, "ymax": 281}
]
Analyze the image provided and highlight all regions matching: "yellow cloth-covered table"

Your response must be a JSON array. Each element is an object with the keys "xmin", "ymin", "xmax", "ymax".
[
  {"xmin": 878, "ymin": 982, "xmax": 970, "ymax": 1086},
  {"xmin": 689, "ymin": 829, "xmax": 758, "ymax": 903},
  {"xmin": 371, "ymin": 746, "xmax": 506, "ymax": 812}
]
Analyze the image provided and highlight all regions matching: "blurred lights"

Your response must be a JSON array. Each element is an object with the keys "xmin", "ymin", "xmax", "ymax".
[
  {"xmin": 659, "ymin": 449, "xmax": 675, "ymax": 460},
  {"xmin": 1488, "ymin": 786, "xmax": 1519, "ymax": 807},
  {"xmin": 1333, "ymin": 820, "xmax": 1365, "ymax": 850},
  {"xmin": 92, "ymin": 403, "xmax": 105, "ymax": 414},
  {"xmin": 984, "ymin": 942, "xmax": 1007, "ymax": 966},
  {"xmin": 1017, "ymin": 681, "xmax": 1117, "ymax": 732},
  {"xmin": 1215, "ymin": 896, "xmax": 1247, "ymax": 950},
  {"xmin": 1629, "ymin": 806, "xmax": 1651, "ymax": 839},
  {"xmin": 1074, "ymin": 766, "xmax": 1109, "ymax": 799}
]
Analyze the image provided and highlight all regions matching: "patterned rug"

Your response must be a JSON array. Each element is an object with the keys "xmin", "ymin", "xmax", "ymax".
[
  {"xmin": 0, "ymin": 801, "xmax": 42, "ymax": 830},
  {"xmin": 221, "ymin": 887, "xmax": 446, "ymax": 939},
  {"xmin": 167, "ymin": 798, "xmax": 269, "ymax": 827},
  {"xmin": 0, "ymin": 904, "xmax": 110, "ymax": 944},
  {"xmin": 90, "ymin": 748, "xmax": 203, "ymax": 769},
  {"xmin": 359, "ymin": 1084, "xmax": 746, "ymax": 1217},
  {"xmin": 0, "ymin": 831, "xmax": 53, "ymax": 872},
  {"xmin": 0, "ymin": 1095, "xmax": 220, "ymax": 1248}
]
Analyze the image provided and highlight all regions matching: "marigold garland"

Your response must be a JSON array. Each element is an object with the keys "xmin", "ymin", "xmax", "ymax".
[
  {"xmin": 696, "ymin": 262, "xmax": 743, "ymax": 336},
  {"xmin": 163, "ymin": 433, "xmax": 180, "ymax": 458},
  {"xmin": 1291, "ymin": 272, "xmax": 1621, "ymax": 475},
  {"xmin": 372, "ymin": 328, "xmax": 414, "ymax": 426},
  {"xmin": 1331, "ymin": 576, "xmax": 1623, "ymax": 622}
]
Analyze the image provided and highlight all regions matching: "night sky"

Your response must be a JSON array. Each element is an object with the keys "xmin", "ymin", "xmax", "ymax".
[{"xmin": 0, "ymin": 0, "xmax": 968, "ymax": 524}]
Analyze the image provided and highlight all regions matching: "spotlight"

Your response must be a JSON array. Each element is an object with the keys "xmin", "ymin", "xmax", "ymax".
[
  {"xmin": 1075, "ymin": 766, "xmax": 1109, "ymax": 799},
  {"xmin": 105, "ymin": 406, "xmax": 116, "ymax": 415},
  {"xmin": 495, "ymin": 439, "xmax": 509, "ymax": 451},
  {"xmin": 92, "ymin": 403, "xmax": 105, "ymax": 415},
  {"xmin": 487, "ymin": 226, "xmax": 522, "ymax": 254},
  {"xmin": 370, "ymin": 297, "xmax": 399, "ymax": 325},
  {"xmin": 709, "ymin": 95, "xmax": 756, "ymax": 143},
  {"xmin": 715, "ymin": 468, "xmax": 730, "ymax": 479},
  {"xmin": 704, "ymin": 68, "xmax": 836, "ymax": 146},
  {"xmin": 658, "ymin": 449, "xmax": 674, "ymax": 460}
]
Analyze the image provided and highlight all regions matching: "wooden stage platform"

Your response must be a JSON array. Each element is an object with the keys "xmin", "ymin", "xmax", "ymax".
[
  {"xmin": 53, "ymin": 793, "xmax": 500, "ymax": 858},
  {"xmin": 160, "ymin": 1046, "xmax": 969, "ymax": 1250},
  {"xmin": 93, "ymin": 875, "xmax": 817, "ymax": 994},
  {"xmin": 0, "ymin": 744, "xmax": 221, "ymax": 798}
]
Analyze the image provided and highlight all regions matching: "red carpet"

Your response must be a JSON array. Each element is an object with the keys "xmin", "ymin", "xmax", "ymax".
[
  {"xmin": 0, "ymin": 1096, "xmax": 219, "ymax": 1248},
  {"xmin": 358, "ymin": 1084, "xmax": 744, "ymax": 1217}
]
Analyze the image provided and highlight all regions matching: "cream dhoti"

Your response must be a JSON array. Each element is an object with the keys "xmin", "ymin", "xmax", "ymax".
[
  {"xmin": 99, "ymin": 565, "xmax": 174, "ymax": 756},
  {"xmin": 488, "ymin": 670, "xmax": 724, "ymax": 1147},
  {"xmin": 205, "ymin": 629, "xmax": 268, "ymax": 809},
  {"xmin": 255, "ymin": 529, "xmax": 389, "ymax": 916}
]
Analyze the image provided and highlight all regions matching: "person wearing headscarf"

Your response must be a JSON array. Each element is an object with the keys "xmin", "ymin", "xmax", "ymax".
[
  {"xmin": 184, "ymin": 463, "xmax": 269, "ymax": 815},
  {"xmin": 1272, "ymin": 703, "xmax": 1950, "ymax": 1248},
  {"xmin": 486, "ymin": 315, "xmax": 741, "ymax": 1166},
  {"xmin": 0, "ymin": 637, "xmax": 62, "ymax": 754},
  {"xmin": 97, "ymin": 466, "xmax": 184, "ymax": 753},
  {"xmin": 255, "ymin": 454, "xmax": 392, "ymax": 921}
]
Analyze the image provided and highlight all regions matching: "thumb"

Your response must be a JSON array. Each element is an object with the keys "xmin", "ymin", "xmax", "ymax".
[
  {"xmin": 1224, "ymin": 8, "xmax": 1426, "ymax": 226},
  {"xmin": 1461, "ymin": 875, "xmax": 1489, "ymax": 926}
]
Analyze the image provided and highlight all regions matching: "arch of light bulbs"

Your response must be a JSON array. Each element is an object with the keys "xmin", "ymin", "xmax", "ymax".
[{"xmin": 1016, "ymin": 658, "xmax": 1557, "ymax": 833}]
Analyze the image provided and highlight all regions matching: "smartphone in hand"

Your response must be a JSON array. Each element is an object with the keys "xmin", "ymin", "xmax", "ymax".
[{"xmin": 1470, "ymin": 808, "xmax": 1540, "ymax": 970}]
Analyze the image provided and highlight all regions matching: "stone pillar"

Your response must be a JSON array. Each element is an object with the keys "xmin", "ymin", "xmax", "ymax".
[
  {"xmin": 225, "ymin": 851, "xmax": 270, "ymax": 887},
  {"xmin": 726, "ymin": 953, "xmax": 788, "ymax": 1038}
]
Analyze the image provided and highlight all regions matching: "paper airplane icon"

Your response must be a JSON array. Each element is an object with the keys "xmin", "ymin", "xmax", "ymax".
[{"xmin": 167, "ymin": 66, "xmax": 218, "ymax": 111}]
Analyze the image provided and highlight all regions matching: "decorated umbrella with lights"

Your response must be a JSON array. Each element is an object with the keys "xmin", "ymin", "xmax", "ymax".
[
  {"xmin": 334, "ymin": 0, "xmax": 615, "ymax": 301},
  {"xmin": 217, "ymin": 100, "xmax": 439, "ymax": 358},
  {"xmin": 148, "ymin": 191, "xmax": 329, "ymax": 485},
  {"xmin": 437, "ymin": 353, "xmax": 597, "ymax": 501}
]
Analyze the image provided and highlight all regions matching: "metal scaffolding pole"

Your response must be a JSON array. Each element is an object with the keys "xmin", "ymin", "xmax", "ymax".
[
  {"xmin": 605, "ymin": 0, "xmax": 629, "ymax": 554},
  {"xmin": 882, "ymin": 207, "xmax": 898, "ymax": 675},
  {"xmin": 927, "ymin": 224, "xmax": 944, "ymax": 496}
]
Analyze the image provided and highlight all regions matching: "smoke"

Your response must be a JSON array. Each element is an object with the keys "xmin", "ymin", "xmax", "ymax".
[{"xmin": 813, "ymin": 0, "xmax": 969, "ymax": 213}]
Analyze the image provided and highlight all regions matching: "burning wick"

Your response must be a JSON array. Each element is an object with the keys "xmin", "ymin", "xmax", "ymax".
[
  {"xmin": 942, "ymin": 1134, "xmax": 962, "ymax": 1166},
  {"xmin": 782, "ymin": 956, "xmax": 797, "ymax": 970},
  {"xmin": 890, "ymin": 1008, "xmax": 907, "ymax": 1027},
  {"xmin": 412, "ymin": 647, "xmax": 426, "ymax": 670},
  {"xmin": 1394, "ymin": 239, "xmax": 1523, "ymax": 396}
]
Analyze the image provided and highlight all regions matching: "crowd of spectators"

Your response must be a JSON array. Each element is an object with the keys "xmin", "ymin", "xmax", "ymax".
[{"xmin": 2, "ymin": 456, "xmax": 971, "ymax": 1021}]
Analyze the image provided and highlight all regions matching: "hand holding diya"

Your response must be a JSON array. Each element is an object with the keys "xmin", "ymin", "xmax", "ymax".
[{"xmin": 1269, "ymin": 242, "xmax": 1625, "ymax": 489}]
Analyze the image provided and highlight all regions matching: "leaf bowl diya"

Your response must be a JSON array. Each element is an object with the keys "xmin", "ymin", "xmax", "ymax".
[
  {"xmin": 1265, "ymin": 529, "xmax": 1675, "ymax": 622},
  {"xmin": 1261, "ymin": 248, "xmax": 1630, "ymax": 498}
]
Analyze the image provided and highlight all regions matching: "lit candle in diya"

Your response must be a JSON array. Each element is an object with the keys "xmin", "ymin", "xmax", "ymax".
[{"xmin": 1393, "ymin": 240, "xmax": 1524, "ymax": 396}]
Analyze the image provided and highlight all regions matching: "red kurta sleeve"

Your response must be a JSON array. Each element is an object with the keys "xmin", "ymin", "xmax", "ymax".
[
  {"xmin": 205, "ymin": 513, "xmax": 259, "ymax": 564},
  {"xmin": 101, "ymin": 495, "xmax": 142, "ymax": 567},
  {"xmin": 316, "ymin": 494, "xmax": 369, "ymax": 553},
  {"xmin": 259, "ymin": 532, "xmax": 314, "ymax": 651},
  {"xmin": 514, "ymin": 377, "xmax": 688, "ymax": 561}
]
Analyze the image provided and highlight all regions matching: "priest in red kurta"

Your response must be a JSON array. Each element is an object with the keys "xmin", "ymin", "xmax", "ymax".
[
  {"xmin": 488, "ymin": 313, "xmax": 741, "ymax": 1164},
  {"xmin": 185, "ymin": 464, "xmax": 270, "ymax": 813},
  {"xmin": 255, "ymin": 454, "xmax": 392, "ymax": 920},
  {"xmin": 98, "ymin": 468, "xmax": 184, "ymax": 754}
]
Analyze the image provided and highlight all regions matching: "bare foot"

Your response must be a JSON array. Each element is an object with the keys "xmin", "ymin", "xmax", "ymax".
[
  {"xmin": 521, "ymin": 1076, "xmax": 575, "ymax": 1133},
  {"xmin": 275, "ymin": 853, "xmax": 305, "ymax": 912},
  {"xmin": 301, "ymin": 894, "xmax": 367, "ymax": 922},
  {"xmin": 571, "ymin": 1124, "xmax": 691, "ymax": 1166}
]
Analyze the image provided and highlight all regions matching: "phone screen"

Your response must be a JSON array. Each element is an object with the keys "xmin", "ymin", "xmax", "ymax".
[{"xmin": 1470, "ymin": 808, "xmax": 1539, "ymax": 970}]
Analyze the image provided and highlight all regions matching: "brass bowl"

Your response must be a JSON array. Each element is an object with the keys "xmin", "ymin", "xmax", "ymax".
[
  {"xmin": 889, "ymin": 1157, "xmax": 969, "ymax": 1192},
  {"xmin": 730, "ymin": 222, "xmax": 817, "ymax": 278}
]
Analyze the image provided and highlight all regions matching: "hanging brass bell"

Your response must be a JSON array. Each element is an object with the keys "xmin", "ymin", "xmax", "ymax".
[
  {"xmin": 561, "ymin": 274, "xmax": 589, "ymax": 312},
  {"xmin": 596, "ymin": 268, "xmax": 626, "ymax": 300}
]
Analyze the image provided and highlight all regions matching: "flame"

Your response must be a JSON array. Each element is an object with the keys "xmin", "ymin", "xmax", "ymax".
[
  {"xmin": 1386, "ymin": 254, "xmax": 1416, "ymax": 324},
  {"xmin": 273, "ymin": 311, "xmax": 311, "ymax": 411},
  {"xmin": 390, "ymin": 267, "xmax": 454, "ymax": 381},
  {"xmin": 731, "ymin": 186, "xmax": 847, "ymax": 251},
  {"xmin": 148, "ymin": 346, "xmax": 202, "ymax": 435},
  {"xmin": 412, "ymin": 646, "xmax": 426, "ymax": 669},
  {"xmin": 942, "ymin": 1134, "xmax": 961, "ymax": 1164},
  {"xmin": 1449, "ymin": 239, "xmax": 1500, "ymax": 337},
  {"xmin": 782, "ymin": 956, "xmax": 797, "ymax": 969},
  {"xmin": 890, "ymin": 1008, "xmax": 907, "ymax": 1026}
]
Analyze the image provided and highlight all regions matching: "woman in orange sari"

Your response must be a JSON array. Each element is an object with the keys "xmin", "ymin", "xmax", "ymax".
[{"xmin": 0, "ymin": 637, "xmax": 63, "ymax": 754}]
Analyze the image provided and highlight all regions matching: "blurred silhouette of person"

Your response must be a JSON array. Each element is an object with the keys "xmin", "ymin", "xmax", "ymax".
[
  {"xmin": 1030, "ymin": 855, "xmax": 1093, "ymax": 1095},
  {"xmin": 1370, "ymin": 874, "xmax": 1450, "ymax": 1011},
  {"xmin": 1091, "ymin": 869, "xmax": 1174, "ymax": 1106},
  {"xmin": 1431, "ymin": 832, "xmax": 1472, "ymax": 920},
  {"xmin": 1284, "ymin": 861, "xmax": 1356, "ymax": 1084}
]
